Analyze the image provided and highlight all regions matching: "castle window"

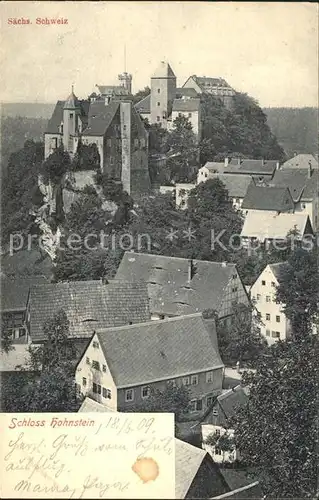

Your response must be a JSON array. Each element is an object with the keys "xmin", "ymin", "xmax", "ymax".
[
  {"xmin": 134, "ymin": 138, "xmax": 139, "ymax": 147},
  {"xmin": 157, "ymin": 89, "xmax": 160, "ymax": 93},
  {"xmin": 157, "ymin": 102, "xmax": 160, "ymax": 106},
  {"xmin": 70, "ymin": 113, "xmax": 74, "ymax": 118},
  {"xmin": 107, "ymin": 138, "xmax": 112, "ymax": 147}
]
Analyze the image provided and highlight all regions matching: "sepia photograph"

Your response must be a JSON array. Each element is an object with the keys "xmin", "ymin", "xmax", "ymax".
[{"xmin": 0, "ymin": 1, "xmax": 318, "ymax": 498}]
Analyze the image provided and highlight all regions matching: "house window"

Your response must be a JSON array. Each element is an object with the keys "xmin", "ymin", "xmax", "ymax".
[
  {"xmin": 167, "ymin": 379, "xmax": 176, "ymax": 387},
  {"xmin": 189, "ymin": 399, "xmax": 203, "ymax": 412},
  {"xmin": 70, "ymin": 113, "xmax": 74, "ymax": 118},
  {"xmin": 191, "ymin": 374, "xmax": 198, "ymax": 385},
  {"xmin": 157, "ymin": 116, "xmax": 161, "ymax": 122},
  {"xmin": 102, "ymin": 388, "xmax": 111, "ymax": 399},
  {"xmin": 140, "ymin": 138, "xmax": 145, "ymax": 147},
  {"xmin": 157, "ymin": 102, "xmax": 160, "ymax": 106},
  {"xmin": 107, "ymin": 138, "xmax": 112, "ymax": 147},
  {"xmin": 266, "ymin": 313, "xmax": 271, "ymax": 321},
  {"xmin": 182, "ymin": 377, "xmax": 190, "ymax": 386},
  {"xmin": 86, "ymin": 357, "xmax": 90, "ymax": 364},
  {"xmin": 206, "ymin": 371, "xmax": 213, "ymax": 383},
  {"xmin": 157, "ymin": 89, "xmax": 160, "ymax": 93},
  {"xmin": 271, "ymin": 281, "xmax": 276, "ymax": 287},
  {"xmin": 272, "ymin": 331, "xmax": 280, "ymax": 338},
  {"xmin": 134, "ymin": 138, "xmax": 139, "ymax": 147},
  {"xmin": 266, "ymin": 329, "xmax": 270, "ymax": 336},
  {"xmin": 92, "ymin": 360, "xmax": 100, "ymax": 370},
  {"xmin": 214, "ymin": 446, "xmax": 222, "ymax": 455},
  {"xmin": 125, "ymin": 389, "xmax": 134, "ymax": 402},
  {"xmin": 276, "ymin": 316, "xmax": 281, "ymax": 323},
  {"xmin": 215, "ymin": 429, "xmax": 221, "ymax": 437},
  {"xmin": 212, "ymin": 407, "xmax": 219, "ymax": 416},
  {"xmin": 102, "ymin": 364, "xmax": 107, "ymax": 372},
  {"xmin": 266, "ymin": 296, "xmax": 271, "ymax": 303},
  {"xmin": 178, "ymin": 112, "xmax": 182, "ymax": 117},
  {"xmin": 256, "ymin": 294, "xmax": 261, "ymax": 301},
  {"xmin": 93, "ymin": 383, "xmax": 101, "ymax": 394},
  {"xmin": 92, "ymin": 341, "xmax": 99, "ymax": 348},
  {"xmin": 82, "ymin": 377, "xmax": 87, "ymax": 387},
  {"xmin": 207, "ymin": 396, "xmax": 214, "ymax": 407},
  {"xmin": 262, "ymin": 280, "xmax": 266, "ymax": 286},
  {"xmin": 232, "ymin": 287, "xmax": 238, "ymax": 293},
  {"xmin": 188, "ymin": 113, "xmax": 192, "ymax": 118},
  {"xmin": 141, "ymin": 386, "xmax": 151, "ymax": 399},
  {"xmin": 123, "ymin": 125, "xmax": 127, "ymax": 131}
]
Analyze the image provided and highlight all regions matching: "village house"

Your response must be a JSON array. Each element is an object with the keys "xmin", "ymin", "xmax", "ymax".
[
  {"xmin": 201, "ymin": 385, "xmax": 248, "ymax": 463},
  {"xmin": 281, "ymin": 153, "xmax": 318, "ymax": 170},
  {"xmin": 75, "ymin": 313, "xmax": 224, "ymax": 416},
  {"xmin": 115, "ymin": 252, "xmax": 251, "ymax": 326},
  {"xmin": 250, "ymin": 263, "xmax": 291, "ymax": 344},
  {"xmin": 269, "ymin": 165, "xmax": 319, "ymax": 232},
  {"xmin": 201, "ymin": 158, "xmax": 279, "ymax": 183},
  {"xmin": 44, "ymin": 88, "xmax": 150, "ymax": 197},
  {"xmin": 241, "ymin": 184, "xmax": 295, "ymax": 217},
  {"xmin": 26, "ymin": 280, "xmax": 150, "ymax": 360},
  {"xmin": 197, "ymin": 169, "xmax": 254, "ymax": 210},
  {"xmin": 240, "ymin": 211, "xmax": 313, "ymax": 246},
  {"xmin": 1, "ymin": 277, "xmax": 48, "ymax": 344}
]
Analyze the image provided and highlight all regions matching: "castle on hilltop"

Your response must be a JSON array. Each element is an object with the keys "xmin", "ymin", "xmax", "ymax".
[{"xmin": 135, "ymin": 61, "xmax": 236, "ymax": 140}]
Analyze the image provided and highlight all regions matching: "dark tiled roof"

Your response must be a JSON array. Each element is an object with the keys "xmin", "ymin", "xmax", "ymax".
[
  {"xmin": 82, "ymin": 101, "xmax": 120, "ymax": 137},
  {"xmin": 269, "ymin": 262, "xmax": 288, "ymax": 282},
  {"xmin": 176, "ymin": 88, "xmax": 199, "ymax": 98},
  {"xmin": 242, "ymin": 185, "xmax": 294, "ymax": 211},
  {"xmin": 29, "ymin": 280, "xmax": 150, "ymax": 341},
  {"xmin": 270, "ymin": 168, "xmax": 310, "ymax": 202},
  {"xmin": 302, "ymin": 170, "xmax": 319, "ymax": 200},
  {"xmin": 45, "ymin": 99, "xmax": 89, "ymax": 134},
  {"xmin": 1, "ymin": 276, "xmax": 49, "ymax": 312},
  {"xmin": 135, "ymin": 94, "xmax": 151, "ymax": 114},
  {"xmin": 175, "ymin": 438, "xmax": 207, "ymax": 498},
  {"xmin": 1, "ymin": 249, "xmax": 52, "ymax": 280},
  {"xmin": 115, "ymin": 252, "xmax": 237, "ymax": 316},
  {"xmin": 172, "ymin": 98, "xmax": 200, "ymax": 112},
  {"xmin": 204, "ymin": 385, "xmax": 248, "ymax": 427},
  {"xmin": 195, "ymin": 76, "xmax": 231, "ymax": 88},
  {"xmin": 220, "ymin": 469, "xmax": 257, "ymax": 492},
  {"xmin": 208, "ymin": 174, "xmax": 254, "ymax": 198},
  {"xmin": 227, "ymin": 159, "xmax": 278, "ymax": 175},
  {"xmin": 97, "ymin": 313, "xmax": 224, "ymax": 387},
  {"xmin": 96, "ymin": 85, "xmax": 129, "ymax": 96}
]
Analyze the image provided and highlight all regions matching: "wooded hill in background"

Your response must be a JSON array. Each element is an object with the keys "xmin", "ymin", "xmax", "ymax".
[{"xmin": 263, "ymin": 107, "xmax": 318, "ymax": 158}]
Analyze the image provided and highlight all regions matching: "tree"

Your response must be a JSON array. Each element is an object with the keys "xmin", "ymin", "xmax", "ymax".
[
  {"xmin": 165, "ymin": 115, "xmax": 199, "ymax": 182},
  {"xmin": 71, "ymin": 142, "xmax": 100, "ymax": 171},
  {"xmin": 205, "ymin": 431, "xmax": 236, "ymax": 463},
  {"xmin": 275, "ymin": 247, "xmax": 319, "ymax": 337},
  {"xmin": 216, "ymin": 303, "xmax": 267, "ymax": 366},
  {"xmin": 123, "ymin": 382, "xmax": 191, "ymax": 422},
  {"xmin": 132, "ymin": 86, "xmax": 151, "ymax": 105},
  {"xmin": 40, "ymin": 145, "xmax": 71, "ymax": 185},
  {"xmin": 231, "ymin": 334, "xmax": 318, "ymax": 498},
  {"xmin": 0, "ymin": 316, "xmax": 14, "ymax": 354},
  {"xmin": 3, "ymin": 309, "xmax": 82, "ymax": 412}
]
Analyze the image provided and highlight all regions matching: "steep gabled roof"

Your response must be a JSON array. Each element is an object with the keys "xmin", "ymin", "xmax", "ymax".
[
  {"xmin": 78, "ymin": 397, "xmax": 114, "ymax": 413},
  {"xmin": 176, "ymin": 87, "xmax": 199, "ymax": 98},
  {"xmin": 241, "ymin": 211, "xmax": 312, "ymax": 241},
  {"xmin": 115, "ymin": 252, "xmax": 238, "ymax": 316},
  {"xmin": 45, "ymin": 99, "xmax": 89, "ymax": 134},
  {"xmin": 135, "ymin": 94, "xmax": 151, "ymax": 114},
  {"xmin": 82, "ymin": 101, "xmax": 120, "ymax": 136},
  {"xmin": 203, "ymin": 385, "xmax": 248, "ymax": 427},
  {"xmin": 152, "ymin": 61, "xmax": 176, "ymax": 79},
  {"xmin": 1, "ymin": 276, "xmax": 49, "ymax": 312},
  {"xmin": 282, "ymin": 154, "xmax": 318, "ymax": 170},
  {"xmin": 96, "ymin": 313, "xmax": 224, "ymax": 387},
  {"xmin": 207, "ymin": 173, "xmax": 254, "ymax": 198},
  {"xmin": 96, "ymin": 85, "xmax": 129, "ymax": 96},
  {"xmin": 29, "ymin": 280, "xmax": 150, "ymax": 341},
  {"xmin": 175, "ymin": 439, "xmax": 207, "ymax": 498},
  {"xmin": 172, "ymin": 98, "xmax": 201, "ymax": 112},
  {"xmin": 202, "ymin": 162, "xmax": 225, "ymax": 172},
  {"xmin": 242, "ymin": 185, "xmax": 294, "ymax": 211},
  {"xmin": 268, "ymin": 262, "xmax": 288, "ymax": 283},
  {"xmin": 270, "ymin": 168, "xmax": 315, "ymax": 202}
]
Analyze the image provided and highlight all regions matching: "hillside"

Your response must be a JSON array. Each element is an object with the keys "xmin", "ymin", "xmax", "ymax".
[
  {"xmin": 1, "ymin": 102, "xmax": 55, "ymax": 119},
  {"xmin": 263, "ymin": 107, "xmax": 318, "ymax": 158}
]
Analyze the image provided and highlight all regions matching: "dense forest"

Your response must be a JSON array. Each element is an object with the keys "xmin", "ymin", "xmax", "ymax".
[{"xmin": 263, "ymin": 107, "xmax": 318, "ymax": 158}]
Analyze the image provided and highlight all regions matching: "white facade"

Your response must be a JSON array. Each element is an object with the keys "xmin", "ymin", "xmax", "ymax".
[
  {"xmin": 250, "ymin": 265, "xmax": 291, "ymax": 345},
  {"xmin": 294, "ymin": 199, "xmax": 318, "ymax": 232},
  {"xmin": 75, "ymin": 333, "xmax": 117, "ymax": 411},
  {"xmin": 167, "ymin": 109, "xmax": 201, "ymax": 139},
  {"xmin": 202, "ymin": 424, "xmax": 237, "ymax": 464}
]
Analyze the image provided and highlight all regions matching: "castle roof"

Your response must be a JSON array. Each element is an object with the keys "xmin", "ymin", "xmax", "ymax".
[
  {"xmin": 152, "ymin": 61, "xmax": 176, "ymax": 79},
  {"xmin": 64, "ymin": 89, "xmax": 78, "ymax": 109},
  {"xmin": 82, "ymin": 101, "xmax": 120, "ymax": 137},
  {"xmin": 172, "ymin": 98, "xmax": 201, "ymax": 112}
]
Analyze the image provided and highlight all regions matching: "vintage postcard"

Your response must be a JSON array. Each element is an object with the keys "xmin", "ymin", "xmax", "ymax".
[{"xmin": 0, "ymin": 1, "xmax": 318, "ymax": 499}]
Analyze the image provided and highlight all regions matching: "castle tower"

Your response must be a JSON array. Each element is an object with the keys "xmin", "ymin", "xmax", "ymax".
[
  {"xmin": 118, "ymin": 72, "xmax": 132, "ymax": 93},
  {"xmin": 63, "ymin": 87, "xmax": 78, "ymax": 156},
  {"xmin": 150, "ymin": 61, "xmax": 176, "ymax": 129},
  {"xmin": 120, "ymin": 101, "xmax": 132, "ymax": 194}
]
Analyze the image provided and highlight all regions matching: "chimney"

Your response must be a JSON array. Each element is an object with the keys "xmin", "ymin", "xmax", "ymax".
[
  {"xmin": 101, "ymin": 276, "xmax": 109, "ymax": 285},
  {"xmin": 308, "ymin": 161, "xmax": 313, "ymax": 178},
  {"xmin": 294, "ymin": 151, "xmax": 297, "ymax": 157},
  {"xmin": 237, "ymin": 158, "xmax": 241, "ymax": 166},
  {"xmin": 224, "ymin": 157, "xmax": 229, "ymax": 167},
  {"xmin": 188, "ymin": 259, "xmax": 194, "ymax": 283},
  {"xmin": 276, "ymin": 161, "xmax": 280, "ymax": 170},
  {"xmin": 261, "ymin": 158, "xmax": 265, "ymax": 166}
]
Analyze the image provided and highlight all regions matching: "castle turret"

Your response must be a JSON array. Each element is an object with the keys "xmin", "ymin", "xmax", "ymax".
[
  {"xmin": 63, "ymin": 87, "xmax": 79, "ymax": 156},
  {"xmin": 150, "ymin": 61, "xmax": 176, "ymax": 129},
  {"xmin": 118, "ymin": 72, "xmax": 132, "ymax": 94}
]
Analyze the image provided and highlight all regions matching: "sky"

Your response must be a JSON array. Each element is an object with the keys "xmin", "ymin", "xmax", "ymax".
[{"xmin": 1, "ymin": 1, "xmax": 318, "ymax": 107}]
